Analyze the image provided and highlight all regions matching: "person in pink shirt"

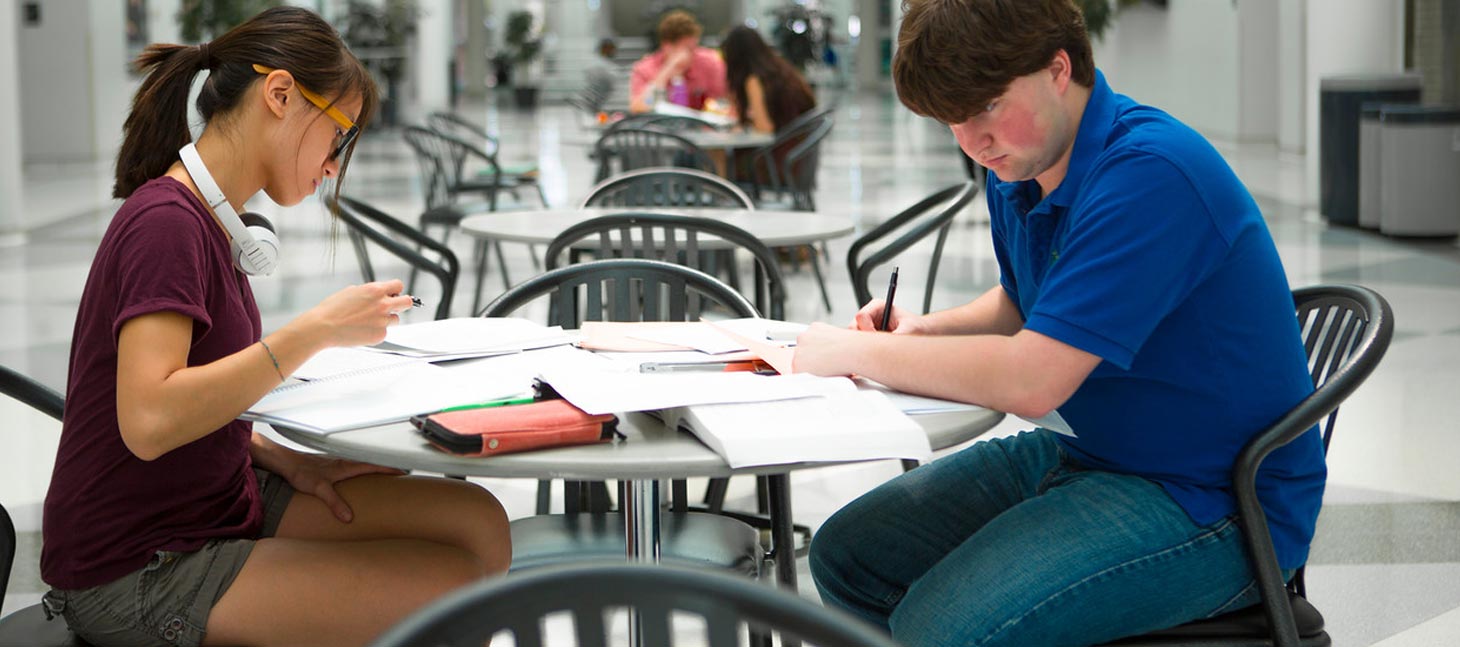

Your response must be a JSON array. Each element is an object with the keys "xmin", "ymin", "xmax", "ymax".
[{"xmin": 629, "ymin": 10, "xmax": 727, "ymax": 113}]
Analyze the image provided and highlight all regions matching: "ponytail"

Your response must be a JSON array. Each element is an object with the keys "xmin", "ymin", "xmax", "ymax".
[
  {"xmin": 113, "ymin": 44, "xmax": 209, "ymax": 198},
  {"xmin": 111, "ymin": 6, "xmax": 376, "ymax": 200}
]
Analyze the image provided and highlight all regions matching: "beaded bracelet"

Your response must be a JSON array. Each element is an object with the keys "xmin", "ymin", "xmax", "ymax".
[{"xmin": 259, "ymin": 339, "xmax": 286, "ymax": 382}]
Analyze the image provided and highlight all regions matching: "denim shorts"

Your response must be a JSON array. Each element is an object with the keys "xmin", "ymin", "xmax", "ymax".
[{"xmin": 45, "ymin": 468, "xmax": 294, "ymax": 647}]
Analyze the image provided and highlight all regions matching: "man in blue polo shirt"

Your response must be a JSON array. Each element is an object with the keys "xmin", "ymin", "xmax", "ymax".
[{"xmin": 793, "ymin": 1, "xmax": 1322, "ymax": 645}]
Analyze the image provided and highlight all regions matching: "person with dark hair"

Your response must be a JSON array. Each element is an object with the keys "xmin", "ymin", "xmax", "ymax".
[
  {"xmin": 40, "ymin": 7, "xmax": 511, "ymax": 646},
  {"xmin": 628, "ymin": 9, "xmax": 727, "ymax": 113},
  {"xmin": 720, "ymin": 25, "xmax": 816, "ymax": 134},
  {"xmin": 795, "ymin": 0, "xmax": 1320, "ymax": 645}
]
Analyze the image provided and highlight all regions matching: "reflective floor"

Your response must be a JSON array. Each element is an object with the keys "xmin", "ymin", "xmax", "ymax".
[{"xmin": 3, "ymin": 87, "xmax": 1459, "ymax": 645}]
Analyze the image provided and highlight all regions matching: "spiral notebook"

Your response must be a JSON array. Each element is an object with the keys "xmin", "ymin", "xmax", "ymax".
[{"xmin": 243, "ymin": 358, "xmax": 532, "ymax": 436}]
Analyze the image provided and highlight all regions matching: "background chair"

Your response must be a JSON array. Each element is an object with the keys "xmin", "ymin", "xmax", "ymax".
[
  {"xmin": 426, "ymin": 111, "xmax": 548, "ymax": 207},
  {"xmin": 545, "ymin": 212, "xmax": 786, "ymax": 321},
  {"xmin": 0, "ymin": 365, "xmax": 86, "ymax": 646},
  {"xmin": 368, "ymin": 562, "xmax": 903, "ymax": 647},
  {"xmin": 402, "ymin": 125, "xmax": 539, "ymax": 311},
  {"xmin": 848, "ymin": 181, "xmax": 981, "ymax": 316},
  {"xmin": 1104, "ymin": 284, "xmax": 1393, "ymax": 647},
  {"xmin": 593, "ymin": 127, "xmax": 716, "ymax": 182},
  {"xmin": 744, "ymin": 112, "xmax": 835, "ymax": 212},
  {"xmin": 580, "ymin": 167, "xmax": 755, "ymax": 210},
  {"xmin": 331, "ymin": 196, "xmax": 460, "ymax": 320},
  {"xmin": 480, "ymin": 260, "xmax": 785, "ymax": 585}
]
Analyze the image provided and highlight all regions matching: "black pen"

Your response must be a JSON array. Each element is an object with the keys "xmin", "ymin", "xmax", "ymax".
[{"xmin": 879, "ymin": 267, "xmax": 899, "ymax": 332}]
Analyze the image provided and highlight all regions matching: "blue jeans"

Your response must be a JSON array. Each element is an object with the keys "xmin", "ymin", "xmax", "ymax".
[{"xmin": 810, "ymin": 430, "xmax": 1275, "ymax": 647}]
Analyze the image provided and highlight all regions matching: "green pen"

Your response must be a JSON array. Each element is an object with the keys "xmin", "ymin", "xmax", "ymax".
[{"xmin": 438, "ymin": 396, "xmax": 536, "ymax": 413}]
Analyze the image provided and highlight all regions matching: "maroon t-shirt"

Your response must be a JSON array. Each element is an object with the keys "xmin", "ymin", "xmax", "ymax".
[{"xmin": 41, "ymin": 176, "xmax": 264, "ymax": 590}]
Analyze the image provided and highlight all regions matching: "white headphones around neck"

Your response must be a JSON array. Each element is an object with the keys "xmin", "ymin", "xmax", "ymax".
[{"xmin": 178, "ymin": 143, "xmax": 280, "ymax": 276}]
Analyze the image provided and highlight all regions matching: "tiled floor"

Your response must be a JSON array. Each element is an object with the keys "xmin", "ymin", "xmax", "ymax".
[{"xmin": 3, "ymin": 87, "xmax": 1459, "ymax": 645}]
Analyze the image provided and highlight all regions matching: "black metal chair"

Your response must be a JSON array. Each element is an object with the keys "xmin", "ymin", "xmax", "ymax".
[
  {"xmin": 848, "ymin": 181, "xmax": 981, "ymax": 317},
  {"xmin": 593, "ymin": 127, "xmax": 716, "ymax": 183},
  {"xmin": 426, "ymin": 111, "xmax": 548, "ymax": 207},
  {"xmin": 746, "ymin": 113, "xmax": 835, "ymax": 212},
  {"xmin": 545, "ymin": 213, "xmax": 786, "ymax": 321},
  {"xmin": 330, "ymin": 196, "xmax": 460, "ymax": 320},
  {"xmin": 1103, "ymin": 284, "xmax": 1393, "ymax": 647},
  {"xmin": 480, "ymin": 260, "xmax": 790, "ymax": 590},
  {"xmin": 402, "ymin": 125, "xmax": 537, "ymax": 311},
  {"xmin": 368, "ymin": 562, "xmax": 903, "ymax": 647},
  {"xmin": 580, "ymin": 167, "xmax": 755, "ymax": 210},
  {"xmin": 0, "ymin": 366, "xmax": 88, "ymax": 646}
]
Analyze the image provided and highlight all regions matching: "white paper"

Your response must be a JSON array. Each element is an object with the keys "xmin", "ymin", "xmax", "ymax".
[
  {"xmin": 667, "ymin": 390, "xmax": 933, "ymax": 468},
  {"xmin": 291, "ymin": 347, "xmax": 422, "ymax": 381},
  {"xmin": 1019, "ymin": 409, "xmax": 1076, "ymax": 437},
  {"xmin": 538, "ymin": 368, "xmax": 854, "ymax": 415},
  {"xmin": 853, "ymin": 378, "xmax": 985, "ymax": 414},
  {"xmin": 625, "ymin": 326, "xmax": 746, "ymax": 355},
  {"xmin": 244, "ymin": 361, "xmax": 530, "ymax": 435},
  {"xmin": 377, "ymin": 317, "xmax": 571, "ymax": 357}
]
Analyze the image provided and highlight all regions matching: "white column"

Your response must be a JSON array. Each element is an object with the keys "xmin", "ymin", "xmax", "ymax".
[
  {"xmin": 1237, "ymin": 0, "xmax": 1278, "ymax": 143},
  {"xmin": 19, "ymin": 1, "xmax": 92, "ymax": 162},
  {"xmin": 464, "ymin": 0, "xmax": 489, "ymax": 99},
  {"xmin": 149, "ymin": 0, "xmax": 183, "ymax": 47},
  {"xmin": 0, "ymin": 3, "xmax": 24, "ymax": 241},
  {"xmin": 89, "ymin": 0, "xmax": 128, "ymax": 165},
  {"xmin": 414, "ymin": 0, "xmax": 453, "ymax": 112},
  {"xmin": 1303, "ymin": 0, "xmax": 1405, "ymax": 205},
  {"xmin": 853, "ymin": 0, "xmax": 884, "ymax": 89},
  {"xmin": 1277, "ymin": 0, "xmax": 1305, "ymax": 153}
]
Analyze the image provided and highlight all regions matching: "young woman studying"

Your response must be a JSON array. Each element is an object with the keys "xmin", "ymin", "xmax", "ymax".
[
  {"xmin": 720, "ymin": 25, "xmax": 816, "ymax": 135},
  {"xmin": 39, "ymin": 8, "xmax": 510, "ymax": 647}
]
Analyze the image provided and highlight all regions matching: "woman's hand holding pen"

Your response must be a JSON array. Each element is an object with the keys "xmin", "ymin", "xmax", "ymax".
[{"xmin": 293, "ymin": 279, "xmax": 415, "ymax": 349}]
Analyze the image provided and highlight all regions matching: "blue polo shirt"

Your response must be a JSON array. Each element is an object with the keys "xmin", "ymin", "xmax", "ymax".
[{"xmin": 988, "ymin": 71, "xmax": 1325, "ymax": 569}]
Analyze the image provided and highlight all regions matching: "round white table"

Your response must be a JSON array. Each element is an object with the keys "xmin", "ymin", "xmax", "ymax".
[{"xmin": 460, "ymin": 207, "xmax": 854, "ymax": 249}]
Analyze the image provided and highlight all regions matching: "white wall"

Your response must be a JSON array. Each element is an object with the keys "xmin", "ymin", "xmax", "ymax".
[
  {"xmin": 1, "ymin": 3, "xmax": 24, "ymax": 239},
  {"xmin": 1099, "ymin": 0, "xmax": 1240, "ymax": 140},
  {"xmin": 1303, "ymin": 0, "xmax": 1405, "ymax": 205}
]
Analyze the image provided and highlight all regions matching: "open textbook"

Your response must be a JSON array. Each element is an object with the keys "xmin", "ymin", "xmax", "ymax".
[{"xmin": 658, "ymin": 389, "xmax": 933, "ymax": 468}]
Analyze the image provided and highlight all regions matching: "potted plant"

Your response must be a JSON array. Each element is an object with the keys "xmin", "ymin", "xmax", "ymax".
[
  {"xmin": 502, "ymin": 10, "xmax": 544, "ymax": 109},
  {"xmin": 340, "ymin": 0, "xmax": 419, "ymax": 127}
]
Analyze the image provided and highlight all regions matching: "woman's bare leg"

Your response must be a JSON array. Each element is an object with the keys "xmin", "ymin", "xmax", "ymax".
[{"xmin": 204, "ymin": 474, "xmax": 510, "ymax": 646}]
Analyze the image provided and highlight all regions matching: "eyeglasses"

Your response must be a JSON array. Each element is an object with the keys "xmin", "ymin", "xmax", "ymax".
[{"xmin": 252, "ymin": 64, "xmax": 359, "ymax": 161}]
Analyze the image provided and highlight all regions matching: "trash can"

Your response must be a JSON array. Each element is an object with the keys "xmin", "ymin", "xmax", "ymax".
[
  {"xmin": 1319, "ymin": 74, "xmax": 1421, "ymax": 226},
  {"xmin": 1358, "ymin": 103, "xmax": 1385, "ymax": 229},
  {"xmin": 1379, "ymin": 105, "xmax": 1460, "ymax": 237}
]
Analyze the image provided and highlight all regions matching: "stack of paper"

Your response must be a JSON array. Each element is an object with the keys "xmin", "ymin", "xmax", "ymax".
[{"xmin": 370, "ymin": 317, "xmax": 573, "ymax": 361}]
